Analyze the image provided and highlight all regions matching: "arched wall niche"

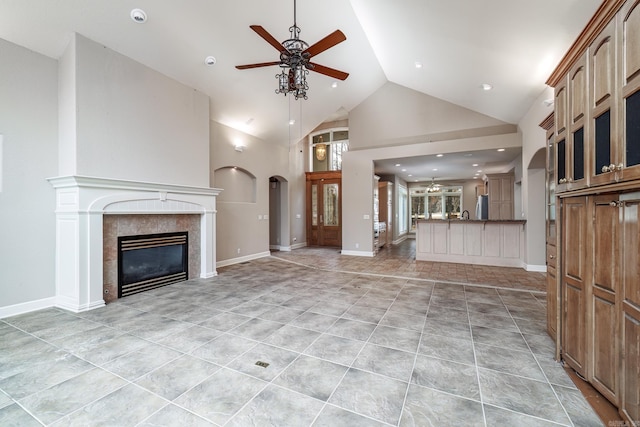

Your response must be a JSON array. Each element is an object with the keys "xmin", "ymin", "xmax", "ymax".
[{"xmin": 214, "ymin": 166, "xmax": 256, "ymax": 203}]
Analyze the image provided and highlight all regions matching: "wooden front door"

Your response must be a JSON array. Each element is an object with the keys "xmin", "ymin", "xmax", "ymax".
[{"xmin": 306, "ymin": 171, "xmax": 341, "ymax": 247}]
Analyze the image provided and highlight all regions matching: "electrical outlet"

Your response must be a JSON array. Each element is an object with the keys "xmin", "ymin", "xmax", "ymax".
[
  {"xmin": 355, "ymin": 243, "xmax": 359, "ymax": 249},
  {"xmin": 237, "ymin": 248, "xmax": 241, "ymax": 254}
]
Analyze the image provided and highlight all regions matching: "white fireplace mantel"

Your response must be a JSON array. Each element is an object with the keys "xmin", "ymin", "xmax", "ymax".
[{"xmin": 48, "ymin": 175, "xmax": 222, "ymax": 313}]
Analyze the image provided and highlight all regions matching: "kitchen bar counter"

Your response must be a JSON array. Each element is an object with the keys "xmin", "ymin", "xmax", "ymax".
[{"xmin": 415, "ymin": 219, "xmax": 526, "ymax": 268}]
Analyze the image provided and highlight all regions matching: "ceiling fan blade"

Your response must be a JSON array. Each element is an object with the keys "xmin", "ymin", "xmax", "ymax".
[
  {"xmin": 308, "ymin": 62, "xmax": 349, "ymax": 80},
  {"xmin": 250, "ymin": 25, "xmax": 287, "ymax": 53},
  {"xmin": 304, "ymin": 30, "xmax": 346, "ymax": 58},
  {"xmin": 236, "ymin": 61, "xmax": 281, "ymax": 70}
]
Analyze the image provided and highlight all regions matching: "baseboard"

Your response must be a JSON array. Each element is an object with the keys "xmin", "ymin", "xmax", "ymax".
[
  {"xmin": 525, "ymin": 264, "xmax": 547, "ymax": 273},
  {"xmin": 392, "ymin": 235, "xmax": 409, "ymax": 245},
  {"xmin": 216, "ymin": 251, "xmax": 271, "ymax": 268},
  {"xmin": 201, "ymin": 271, "xmax": 218, "ymax": 279},
  {"xmin": 269, "ymin": 245, "xmax": 292, "ymax": 252},
  {"xmin": 0, "ymin": 297, "xmax": 56, "ymax": 319},
  {"xmin": 341, "ymin": 250, "xmax": 375, "ymax": 257},
  {"xmin": 291, "ymin": 242, "xmax": 307, "ymax": 250}
]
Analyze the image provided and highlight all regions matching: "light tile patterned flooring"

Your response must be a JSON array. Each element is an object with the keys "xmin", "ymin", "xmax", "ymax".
[{"xmin": 0, "ymin": 242, "xmax": 602, "ymax": 426}]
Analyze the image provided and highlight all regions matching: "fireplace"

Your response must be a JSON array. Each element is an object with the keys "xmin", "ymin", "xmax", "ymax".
[
  {"xmin": 47, "ymin": 176, "xmax": 222, "ymax": 313},
  {"xmin": 118, "ymin": 232, "xmax": 188, "ymax": 297}
]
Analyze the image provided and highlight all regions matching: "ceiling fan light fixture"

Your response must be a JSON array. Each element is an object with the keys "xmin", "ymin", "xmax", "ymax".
[{"xmin": 236, "ymin": 0, "xmax": 348, "ymax": 100}]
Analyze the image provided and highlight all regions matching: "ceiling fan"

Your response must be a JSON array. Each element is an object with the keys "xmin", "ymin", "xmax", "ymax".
[{"xmin": 235, "ymin": 0, "xmax": 349, "ymax": 100}]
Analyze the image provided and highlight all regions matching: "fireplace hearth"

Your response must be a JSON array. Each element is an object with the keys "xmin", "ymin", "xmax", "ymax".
[{"xmin": 118, "ymin": 232, "xmax": 188, "ymax": 297}]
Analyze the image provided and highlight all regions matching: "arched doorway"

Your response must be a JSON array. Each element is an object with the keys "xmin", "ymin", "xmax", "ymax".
[{"xmin": 269, "ymin": 176, "xmax": 290, "ymax": 251}]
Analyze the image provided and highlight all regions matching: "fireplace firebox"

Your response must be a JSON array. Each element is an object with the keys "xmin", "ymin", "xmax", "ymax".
[{"xmin": 118, "ymin": 231, "xmax": 188, "ymax": 298}]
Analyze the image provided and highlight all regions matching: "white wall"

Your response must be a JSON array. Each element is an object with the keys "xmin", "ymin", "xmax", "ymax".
[
  {"xmin": 0, "ymin": 38, "xmax": 58, "ymax": 309},
  {"xmin": 65, "ymin": 34, "xmax": 210, "ymax": 187}
]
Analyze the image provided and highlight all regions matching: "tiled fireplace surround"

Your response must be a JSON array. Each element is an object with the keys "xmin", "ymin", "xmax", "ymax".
[{"xmin": 48, "ymin": 176, "xmax": 221, "ymax": 313}]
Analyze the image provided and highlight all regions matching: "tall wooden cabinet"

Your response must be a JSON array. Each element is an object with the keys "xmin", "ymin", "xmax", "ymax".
[
  {"xmin": 486, "ymin": 173, "xmax": 514, "ymax": 220},
  {"xmin": 378, "ymin": 181, "xmax": 393, "ymax": 248},
  {"xmin": 547, "ymin": 0, "xmax": 640, "ymax": 422}
]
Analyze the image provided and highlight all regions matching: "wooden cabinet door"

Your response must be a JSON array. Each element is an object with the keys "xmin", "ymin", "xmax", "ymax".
[
  {"xmin": 567, "ymin": 53, "xmax": 589, "ymax": 190},
  {"xmin": 561, "ymin": 196, "xmax": 589, "ymax": 375},
  {"xmin": 547, "ymin": 264, "xmax": 558, "ymax": 342},
  {"xmin": 590, "ymin": 195, "xmax": 620, "ymax": 404},
  {"xmin": 618, "ymin": 0, "xmax": 640, "ymax": 183},
  {"xmin": 621, "ymin": 195, "xmax": 640, "ymax": 424},
  {"xmin": 590, "ymin": 20, "xmax": 619, "ymax": 187}
]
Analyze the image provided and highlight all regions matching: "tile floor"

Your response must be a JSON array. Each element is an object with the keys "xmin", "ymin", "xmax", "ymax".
[{"xmin": 0, "ymin": 244, "xmax": 602, "ymax": 426}]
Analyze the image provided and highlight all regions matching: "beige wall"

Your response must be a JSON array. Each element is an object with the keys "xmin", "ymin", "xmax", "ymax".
[
  {"xmin": 62, "ymin": 34, "xmax": 211, "ymax": 187},
  {"xmin": 349, "ymin": 82, "xmax": 512, "ymax": 149},
  {"xmin": 517, "ymin": 87, "xmax": 555, "ymax": 269},
  {"xmin": 210, "ymin": 121, "xmax": 291, "ymax": 264}
]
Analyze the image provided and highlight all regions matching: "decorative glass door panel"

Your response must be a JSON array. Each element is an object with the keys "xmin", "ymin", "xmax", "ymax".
[{"xmin": 306, "ymin": 171, "xmax": 342, "ymax": 247}]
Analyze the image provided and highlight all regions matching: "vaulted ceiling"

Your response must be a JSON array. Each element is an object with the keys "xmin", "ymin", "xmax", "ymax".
[{"xmin": 0, "ymin": 0, "xmax": 602, "ymax": 173}]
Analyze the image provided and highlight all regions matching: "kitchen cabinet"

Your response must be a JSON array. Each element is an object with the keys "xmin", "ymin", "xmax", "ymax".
[
  {"xmin": 621, "ymin": 194, "xmax": 640, "ymax": 423},
  {"xmin": 541, "ymin": 113, "xmax": 560, "ymax": 348},
  {"xmin": 561, "ymin": 196, "xmax": 589, "ymax": 376},
  {"xmin": 486, "ymin": 173, "xmax": 514, "ymax": 220},
  {"xmin": 547, "ymin": 0, "xmax": 640, "ymax": 421},
  {"xmin": 378, "ymin": 181, "xmax": 393, "ymax": 248},
  {"xmin": 590, "ymin": 195, "xmax": 620, "ymax": 405}
]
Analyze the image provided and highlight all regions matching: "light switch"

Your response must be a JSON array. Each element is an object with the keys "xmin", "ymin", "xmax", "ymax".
[{"xmin": 363, "ymin": 214, "xmax": 370, "ymax": 220}]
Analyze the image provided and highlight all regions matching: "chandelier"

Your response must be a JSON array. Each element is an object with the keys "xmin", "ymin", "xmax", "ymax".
[{"xmin": 275, "ymin": 0, "xmax": 310, "ymax": 100}]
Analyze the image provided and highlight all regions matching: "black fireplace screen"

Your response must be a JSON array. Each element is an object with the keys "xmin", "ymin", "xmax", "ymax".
[{"xmin": 118, "ymin": 231, "xmax": 188, "ymax": 297}]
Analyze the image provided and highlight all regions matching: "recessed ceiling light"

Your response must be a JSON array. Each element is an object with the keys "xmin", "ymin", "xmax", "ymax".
[
  {"xmin": 402, "ymin": 169, "xmax": 407, "ymax": 172},
  {"xmin": 331, "ymin": 82, "xmax": 338, "ymax": 88},
  {"xmin": 477, "ymin": 170, "xmax": 483, "ymax": 172},
  {"xmin": 289, "ymin": 119, "xmax": 295, "ymax": 125},
  {"xmin": 395, "ymin": 164, "xmax": 401, "ymax": 167},
  {"xmin": 481, "ymin": 83, "xmax": 493, "ymax": 91},
  {"xmin": 415, "ymin": 61, "xmax": 423, "ymax": 69},
  {"xmin": 130, "ymin": 9, "xmax": 147, "ymax": 23},
  {"xmin": 497, "ymin": 148, "xmax": 505, "ymax": 152},
  {"xmin": 472, "ymin": 163, "xmax": 478, "ymax": 167},
  {"xmin": 433, "ymin": 168, "xmax": 438, "ymax": 171},
  {"xmin": 436, "ymin": 154, "xmax": 444, "ymax": 157},
  {"xmin": 408, "ymin": 174, "xmax": 413, "ymax": 177},
  {"xmin": 205, "ymin": 56, "xmax": 216, "ymax": 66}
]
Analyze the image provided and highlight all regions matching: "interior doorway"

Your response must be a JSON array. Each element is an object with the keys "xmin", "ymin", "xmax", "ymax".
[{"xmin": 268, "ymin": 176, "xmax": 290, "ymax": 251}]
